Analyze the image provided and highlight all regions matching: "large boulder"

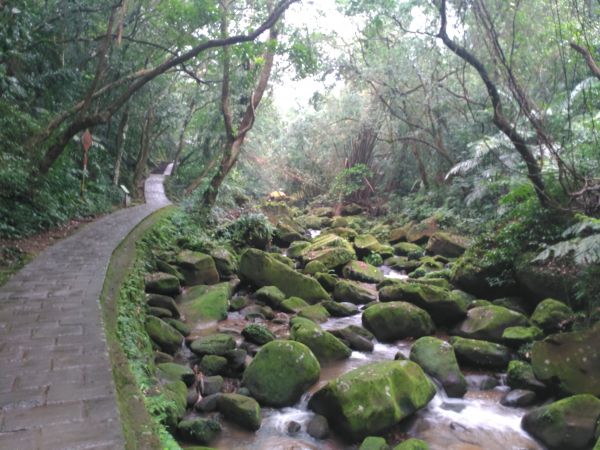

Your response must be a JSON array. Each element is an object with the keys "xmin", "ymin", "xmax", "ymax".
[
  {"xmin": 343, "ymin": 260, "xmax": 384, "ymax": 283},
  {"xmin": 409, "ymin": 336, "xmax": 467, "ymax": 398},
  {"xmin": 304, "ymin": 247, "xmax": 355, "ymax": 270},
  {"xmin": 217, "ymin": 393, "xmax": 261, "ymax": 431},
  {"xmin": 450, "ymin": 336, "xmax": 512, "ymax": 369},
  {"xmin": 177, "ymin": 418, "xmax": 221, "ymax": 444},
  {"xmin": 362, "ymin": 302, "xmax": 435, "ymax": 342},
  {"xmin": 145, "ymin": 316, "xmax": 183, "ymax": 354},
  {"xmin": 515, "ymin": 252, "xmax": 578, "ymax": 303},
  {"xmin": 530, "ymin": 298, "xmax": 573, "ymax": 333},
  {"xmin": 379, "ymin": 283, "xmax": 468, "ymax": 326},
  {"xmin": 175, "ymin": 250, "xmax": 220, "ymax": 285},
  {"xmin": 506, "ymin": 360, "xmax": 547, "ymax": 392},
  {"xmin": 178, "ymin": 282, "xmax": 232, "ymax": 322},
  {"xmin": 255, "ymin": 285, "xmax": 286, "ymax": 308},
  {"xmin": 145, "ymin": 272, "xmax": 181, "ymax": 296},
  {"xmin": 354, "ymin": 234, "xmax": 393, "ymax": 258},
  {"xmin": 453, "ymin": 305, "xmax": 529, "ymax": 343},
  {"xmin": 405, "ymin": 217, "xmax": 438, "ymax": 245},
  {"xmin": 450, "ymin": 253, "xmax": 517, "ymax": 299},
  {"xmin": 298, "ymin": 304, "xmax": 331, "ymax": 323},
  {"xmin": 425, "ymin": 232, "xmax": 470, "ymax": 258},
  {"xmin": 531, "ymin": 324, "xmax": 600, "ymax": 395},
  {"xmin": 242, "ymin": 340, "xmax": 320, "ymax": 407},
  {"xmin": 290, "ymin": 317, "xmax": 351, "ymax": 362},
  {"xmin": 521, "ymin": 394, "xmax": 600, "ymax": 450},
  {"xmin": 210, "ymin": 247, "xmax": 238, "ymax": 279},
  {"xmin": 239, "ymin": 249, "xmax": 329, "ymax": 303},
  {"xmin": 334, "ymin": 280, "xmax": 377, "ymax": 304},
  {"xmin": 308, "ymin": 360, "xmax": 436, "ymax": 440},
  {"xmin": 392, "ymin": 242, "xmax": 425, "ymax": 258},
  {"xmin": 190, "ymin": 333, "xmax": 236, "ymax": 356}
]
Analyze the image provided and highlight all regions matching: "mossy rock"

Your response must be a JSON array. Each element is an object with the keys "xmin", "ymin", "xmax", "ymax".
[
  {"xmin": 298, "ymin": 303, "xmax": 331, "ymax": 323},
  {"xmin": 190, "ymin": 333, "xmax": 236, "ymax": 356},
  {"xmin": 393, "ymin": 242, "xmax": 424, "ymax": 258},
  {"xmin": 388, "ymin": 222, "xmax": 414, "ymax": 244},
  {"xmin": 308, "ymin": 360, "xmax": 436, "ymax": 440},
  {"xmin": 531, "ymin": 324, "xmax": 600, "ymax": 395},
  {"xmin": 177, "ymin": 418, "xmax": 221, "ymax": 445},
  {"xmin": 359, "ymin": 436, "xmax": 389, "ymax": 450},
  {"xmin": 315, "ymin": 272, "xmax": 338, "ymax": 292},
  {"xmin": 199, "ymin": 355, "xmax": 228, "ymax": 376},
  {"xmin": 515, "ymin": 252, "xmax": 577, "ymax": 303},
  {"xmin": 506, "ymin": 360, "xmax": 547, "ymax": 392},
  {"xmin": 354, "ymin": 234, "xmax": 392, "ymax": 258},
  {"xmin": 451, "ymin": 253, "xmax": 516, "ymax": 299},
  {"xmin": 178, "ymin": 282, "xmax": 232, "ymax": 322},
  {"xmin": 334, "ymin": 279, "xmax": 377, "ymax": 304},
  {"xmin": 255, "ymin": 285, "xmax": 286, "ymax": 308},
  {"xmin": 410, "ymin": 336, "xmax": 467, "ymax": 398},
  {"xmin": 146, "ymin": 293, "xmax": 180, "ymax": 318},
  {"xmin": 144, "ymin": 272, "xmax": 181, "ymax": 296},
  {"xmin": 405, "ymin": 217, "xmax": 438, "ymax": 245},
  {"xmin": 449, "ymin": 336, "xmax": 512, "ymax": 370},
  {"xmin": 242, "ymin": 340, "xmax": 320, "ymax": 407},
  {"xmin": 501, "ymin": 326, "xmax": 543, "ymax": 347},
  {"xmin": 210, "ymin": 247, "xmax": 238, "ymax": 278},
  {"xmin": 290, "ymin": 319, "xmax": 351, "ymax": 362},
  {"xmin": 362, "ymin": 302, "xmax": 435, "ymax": 342},
  {"xmin": 303, "ymin": 247, "xmax": 356, "ymax": 270},
  {"xmin": 303, "ymin": 260, "xmax": 327, "ymax": 275},
  {"xmin": 280, "ymin": 296, "xmax": 309, "ymax": 313},
  {"xmin": 175, "ymin": 250, "xmax": 220, "ymax": 286},
  {"xmin": 145, "ymin": 316, "xmax": 183, "ymax": 355},
  {"xmin": 163, "ymin": 380, "xmax": 188, "ymax": 428},
  {"xmin": 239, "ymin": 249, "xmax": 329, "ymax": 303},
  {"xmin": 322, "ymin": 300, "xmax": 359, "ymax": 317},
  {"xmin": 325, "ymin": 226, "xmax": 358, "ymax": 240},
  {"xmin": 343, "ymin": 260, "xmax": 384, "ymax": 283},
  {"xmin": 217, "ymin": 393, "xmax": 261, "ymax": 431},
  {"xmin": 426, "ymin": 232, "xmax": 470, "ymax": 258},
  {"xmin": 521, "ymin": 394, "xmax": 600, "ymax": 450},
  {"xmin": 453, "ymin": 305, "xmax": 529, "ymax": 343},
  {"xmin": 393, "ymin": 438, "xmax": 430, "ymax": 450},
  {"xmin": 157, "ymin": 362, "xmax": 195, "ymax": 387},
  {"xmin": 383, "ymin": 256, "xmax": 421, "ymax": 272},
  {"xmin": 156, "ymin": 258, "xmax": 184, "ymax": 282},
  {"xmin": 492, "ymin": 297, "xmax": 531, "ymax": 316},
  {"xmin": 148, "ymin": 306, "xmax": 172, "ymax": 318},
  {"xmin": 379, "ymin": 283, "xmax": 467, "ymax": 326},
  {"xmin": 242, "ymin": 324, "xmax": 275, "ymax": 346},
  {"xmin": 229, "ymin": 296, "xmax": 248, "ymax": 311},
  {"xmin": 270, "ymin": 253, "xmax": 295, "ymax": 268},
  {"xmin": 468, "ymin": 299, "xmax": 492, "ymax": 309},
  {"xmin": 531, "ymin": 298, "xmax": 573, "ymax": 333},
  {"xmin": 331, "ymin": 326, "xmax": 374, "ymax": 352},
  {"xmin": 287, "ymin": 240, "xmax": 311, "ymax": 258}
]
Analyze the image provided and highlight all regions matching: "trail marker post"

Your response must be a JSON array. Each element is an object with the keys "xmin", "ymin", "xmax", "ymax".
[{"xmin": 80, "ymin": 129, "xmax": 93, "ymax": 198}]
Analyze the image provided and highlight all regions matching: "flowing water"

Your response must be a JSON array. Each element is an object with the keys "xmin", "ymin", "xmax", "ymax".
[{"xmin": 179, "ymin": 263, "xmax": 543, "ymax": 449}]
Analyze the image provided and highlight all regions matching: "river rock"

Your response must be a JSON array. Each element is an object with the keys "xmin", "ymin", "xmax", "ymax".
[
  {"xmin": 409, "ymin": 336, "xmax": 467, "ymax": 398},
  {"xmin": 157, "ymin": 362, "xmax": 195, "ymax": 387},
  {"xmin": 307, "ymin": 414, "xmax": 329, "ymax": 439},
  {"xmin": 162, "ymin": 380, "xmax": 187, "ymax": 427},
  {"xmin": 145, "ymin": 316, "xmax": 183, "ymax": 354},
  {"xmin": 304, "ymin": 260, "xmax": 328, "ymax": 275},
  {"xmin": 354, "ymin": 234, "xmax": 392, "ymax": 257},
  {"xmin": 531, "ymin": 324, "xmax": 600, "ymax": 395},
  {"xmin": 322, "ymin": 300, "xmax": 359, "ymax": 317},
  {"xmin": 500, "ymin": 389, "xmax": 537, "ymax": 407},
  {"xmin": 299, "ymin": 304, "xmax": 331, "ymax": 323},
  {"xmin": 379, "ymin": 283, "xmax": 468, "ymax": 326},
  {"xmin": 144, "ymin": 272, "xmax": 181, "ymax": 296},
  {"xmin": 359, "ymin": 436, "xmax": 389, "ymax": 450},
  {"xmin": 210, "ymin": 247, "xmax": 238, "ymax": 279},
  {"xmin": 393, "ymin": 242, "xmax": 425, "ymax": 258},
  {"xmin": 175, "ymin": 250, "xmax": 219, "ymax": 285},
  {"xmin": 450, "ymin": 336, "xmax": 512, "ymax": 369},
  {"xmin": 453, "ymin": 305, "xmax": 529, "ymax": 343},
  {"xmin": 146, "ymin": 293, "xmax": 180, "ymax": 318},
  {"xmin": 521, "ymin": 394, "xmax": 600, "ymax": 450},
  {"xmin": 199, "ymin": 355, "xmax": 228, "ymax": 376},
  {"xmin": 255, "ymin": 285, "xmax": 286, "ymax": 308},
  {"xmin": 280, "ymin": 296, "xmax": 309, "ymax": 313},
  {"xmin": 405, "ymin": 217, "xmax": 438, "ymax": 245},
  {"xmin": 501, "ymin": 326, "xmax": 544, "ymax": 347},
  {"xmin": 217, "ymin": 393, "xmax": 261, "ymax": 431},
  {"xmin": 331, "ymin": 326, "xmax": 374, "ymax": 352},
  {"xmin": 195, "ymin": 393, "xmax": 221, "ymax": 412},
  {"xmin": 426, "ymin": 232, "xmax": 470, "ymax": 258},
  {"xmin": 308, "ymin": 360, "xmax": 436, "ymax": 440},
  {"xmin": 343, "ymin": 260, "xmax": 384, "ymax": 283},
  {"xmin": 239, "ymin": 249, "xmax": 329, "ymax": 303},
  {"xmin": 362, "ymin": 301, "xmax": 434, "ymax": 342},
  {"xmin": 304, "ymin": 247, "xmax": 356, "ymax": 270},
  {"xmin": 242, "ymin": 324, "xmax": 275, "ymax": 346},
  {"xmin": 177, "ymin": 418, "xmax": 221, "ymax": 444},
  {"xmin": 178, "ymin": 282, "xmax": 232, "ymax": 322},
  {"xmin": 287, "ymin": 240, "xmax": 311, "ymax": 258},
  {"xmin": 384, "ymin": 256, "xmax": 421, "ymax": 272},
  {"xmin": 392, "ymin": 438, "xmax": 430, "ymax": 450},
  {"xmin": 148, "ymin": 306, "xmax": 172, "ymax": 318},
  {"xmin": 506, "ymin": 360, "xmax": 547, "ymax": 392},
  {"xmin": 290, "ymin": 317, "xmax": 351, "ymax": 362},
  {"xmin": 190, "ymin": 333, "xmax": 236, "ymax": 356},
  {"xmin": 242, "ymin": 340, "xmax": 320, "ymax": 407},
  {"xmin": 530, "ymin": 298, "xmax": 573, "ymax": 333},
  {"xmin": 163, "ymin": 319, "xmax": 190, "ymax": 337},
  {"xmin": 200, "ymin": 376, "xmax": 224, "ymax": 396},
  {"xmin": 334, "ymin": 279, "xmax": 377, "ymax": 304},
  {"xmin": 315, "ymin": 272, "xmax": 338, "ymax": 292},
  {"xmin": 451, "ymin": 253, "xmax": 516, "ymax": 299}
]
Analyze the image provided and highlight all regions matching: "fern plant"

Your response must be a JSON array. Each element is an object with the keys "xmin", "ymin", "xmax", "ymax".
[{"xmin": 534, "ymin": 215, "xmax": 600, "ymax": 265}]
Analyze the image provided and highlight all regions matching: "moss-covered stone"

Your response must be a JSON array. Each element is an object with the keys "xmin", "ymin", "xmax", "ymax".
[
  {"xmin": 506, "ymin": 360, "xmax": 547, "ymax": 392},
  {"xmin": 242, "ymin": 340, "xmax": 320, "ymax": 407},
  {"xmin": 515, "ymin": 252, "xmax": 577, "ymax": 303},
  {"xmin": 157, "ymin": 362, "xmax": 195, "ymax": 387},
  {"xmin": 405, "ymin": 218, "xmax": 438, "ymax": 244},
  {"xmin": 255, "ymin": 285, "xmax": 286, "ymax": 308},
  {"xmin": 229, "ymin": 296, "xmax": 248, "ymax": 311},
  {"xmin": 451, "ymin": 253, "xmax": 516, "ymax": 299},
  {"xmin": 287, "ymin": 240, "xmax": 311, "ymax": 258},
  {"xmin": 298, "ymin": 303, "xmax": 331, "ymax": 323},
  {"xmin": 304, "ymin": 247, "xmax": 356, "ymax": 270},
  {"xmin": 242, "ymin": 323, "xmax": 275, "ymax": 346},
  {"xmin": 315, "ymin": 272, "xmax": 338, "ymax": 292},
  {"xmin": 239, "ymin": 249, "xmax": 329, "ymax": 303},
  {"xmin": 359, "ymin": 436, "xmax": 389, "ymax": 450},
  {"xmin": 145, "ymin": 316, "xmax": 183, "ymax": 354},
  {"xmin": 334, "ymin": 279, "xmax": 377, "ymax": 304},
  {"xmin": 178, "ymin": 282, "xmax": 232, "ymax": 322},
  {"xmin": 531, "ymin": 298, "xmax": 573, "ymax": 333},
  {"xmin": 362, "ymin": 302, "xmax": 435, "ymax": 342},
  {"xmin": 270, "ymin": 253, "xmax": 295, "ymax": 268},
  {"xmin": 163, "ymin": 380, "xmax": 187, "ymax": 428},
  {"xmin": 354, "ymin": 234, "xmax": 392, "ymax": 258},
  {"xmin": 388, "ymin": 222, "xmax": 413, "ymax": 244},
  {"xmin": 521, "ymin": 394, "xmax": 600, "ymax": 450},
  {"xmin": 383, "ymin": 256, "xmax": 421, "ymax": 272},
  {"xmin": 308, "ymin": 360, "xmax": 436, "ymax": 440},
  {"xmin": 379, "ymin": 283, "xmax": 468, "ymax": 326},
  {"xmin": 175, "ymin": 250, "xmax": 219, "ymax": 286},
  {"xmin": 492, "ymin": 297, "xmax": 531, "ymax": 315},
  {"xmin": 280, "ymin": 296, "xmax": 309, "ymax": 313},
  {"xmin": 210, "ymin": 247, "xmax": 238, "ymax": 279},
  {"xmin": 199, "ymin": 355, "xmax": 228, "ymax": 376},
  {"xmin": 393, "ymin": 242, "xmax": 425, "ymax": 258},
  {"xmin": 146, "ymin": 293, "xmax": 180, "ymax": 318},
  {"xmin": 531, "ymin": 324, "xmax": 600, "ymax": 395},
  {"xmin": 410, "ymin": 336, "xmax": 467, "ymax": 398},
  {"xmin": 393, "ymin": 438, "xmax": 430, "ymax": 450},
  {"xmin": 290, "ymin": 319, "xmax": 351, "ymax": 362},
  {"xmin": 144, "ymin": 272, "xmax": 181, "ymax": 296},
  {"xmin": 343, "ymin": 260, "xmax": 384, "ymax": 283},
  {"xmin": 217, "ymin": 393, "xmax": 261, "ymax": 431},
  {"xmin": 190, "ymin": 333, "xmax": 236, "ymax": 356},
  {"xmin": 501, "ymin": 326, "xmax": 543, "ymax": 347},
  {"xmin": 426, "ymin": 232, "xmax": 470, "ymax": 258},
  {"xmin": 148, "ymin": 306, "xmax": 172, "ymax": 318},
  {"xmin": 331, "ymin": 326, "xmax": 374, "ymax": 352},
  {"xmin": 453, "ymin": 305, "xmax": 529, "ymax": 343},
  {"xmin": 303, "ymin": 260, "xmax": 328, "ymax": 275},
  {"xmin": 450, "ymin": 336, "xmax": 512, "ymax": 369},
  {"xmin": 177, "ymin": 418, "xmax": 221, "ymax": 445},
  {"xmin": 322, "ymin": 300, "xmax": 359, "ymax": 317}
]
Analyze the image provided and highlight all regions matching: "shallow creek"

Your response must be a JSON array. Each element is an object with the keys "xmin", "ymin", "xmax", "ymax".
[{"xmin": 177, "ymin": 265, "xmax": 543, "ymax": 450}]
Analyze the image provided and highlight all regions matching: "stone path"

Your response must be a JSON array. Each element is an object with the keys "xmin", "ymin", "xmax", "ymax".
[{"xmin": 0, "ymin": 169, "xmax": 171, "ymax": 449}]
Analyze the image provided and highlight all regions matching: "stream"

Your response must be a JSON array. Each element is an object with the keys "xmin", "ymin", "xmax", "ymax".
[{"xmin": 177, "ymin": 258, "xmax": 543, "ymax": 449}]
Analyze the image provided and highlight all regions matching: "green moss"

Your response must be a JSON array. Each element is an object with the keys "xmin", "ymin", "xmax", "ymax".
[
  {"xmin": 298, "ymin": 303, "xmax": 331, "ymax": 323},
  {"xmin": 145, "ymin": 316, "xmax": 184, "ymax": 355},
  {"xmin": 290, "ymin": 320, "xmax": 351, "ymax": 362},
  {"xmin": 304, "ymin": 260, "xmax": 328, "ymax": 275},
  {"xmin": 392, "ymin": 242, "xmax": 424, "ymax": 258},
  {"xmin": 157, "ymin": 363, "xmax": 195, "ymax": 387},
  {"xmin": 450, "ymin": 336, "xmax": 511, "ymax": 369},
  {"xmin": 255, "ymin": 285, "xmax": 286, "ymax": 307},
  {"xmin": 501, "ymin": 326, "xmax": 543, "ymax": 347},
  {"xmin": 178, "ymin": 282, "xmax": 231, "ymax": 322},
  {"xmin": 199, "ymin": 355, "xmax": 228, "ymax": 376},
  {"xmin": 362, "ymin": 302, "xmax": 435, "ymax": 342},
  {"xmin": 342, "ymin": 260, "xmax": 384, "ymax": 283},
  {"xmin": 217, "ymin": 393, "xmax": 261, "ymax": 431},
  {"xmin": 392, "ymin": 438, "xmax": 430, "ymax": 450},
  {"xmin": 242, "ymin": 324, "xmax": 276, "ymax": 345},
  {"xmin": 359, "ymin": 436, "xmax": 389, "ymax": 450},
  {"xmin": 453, "ymin": 305, "xmax": 529, "ymax": 343},
  {"xmin": 177, "ymin": 418, "xmax": 221, "ymax": 445},
  {"xmin": 334, "ymin": 279, "xmax": 377, "ymax": 304},
  {"xmin": 281, "ymin": 296, "xmax": 309, "ymax": 313},
  {"xmin": 531, "ymin": 298, "xmax": 573, "ymax": 333},
  {"xmin": 190, "ymin": 333, "xmax": 236, "ymax": 356}
]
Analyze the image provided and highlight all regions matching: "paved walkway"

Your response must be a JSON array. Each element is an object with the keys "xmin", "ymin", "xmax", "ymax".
[{"xmin": 0, "ymin": 169, "xmax": 171, "ymax": 449}]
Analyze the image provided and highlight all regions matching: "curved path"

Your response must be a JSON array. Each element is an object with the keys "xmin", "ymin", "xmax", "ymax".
[{"xmin": 0, "ymin": 169, "xmax": 171, "ymax": 449}]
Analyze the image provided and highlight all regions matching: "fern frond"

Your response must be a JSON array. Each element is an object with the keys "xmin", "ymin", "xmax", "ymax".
[{"xmin": 534, "ymin": 234, "xmax": 600, "ymax": 265}]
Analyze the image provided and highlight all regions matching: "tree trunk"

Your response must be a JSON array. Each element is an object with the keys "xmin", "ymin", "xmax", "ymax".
[
  {"xmin": 132, "ymin": 109, "xmax": 153, "ymax": 198},
  {"xmin": 411, "ymin": 145, "xmax": 429, "ymax": 189},
  {"xmin": 112, "ymin": 105, "xmax": 129, "ymax": 185},
  {"xmin": 172, "ymin": 100, "xmax": 196, "ymax": 175}
]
